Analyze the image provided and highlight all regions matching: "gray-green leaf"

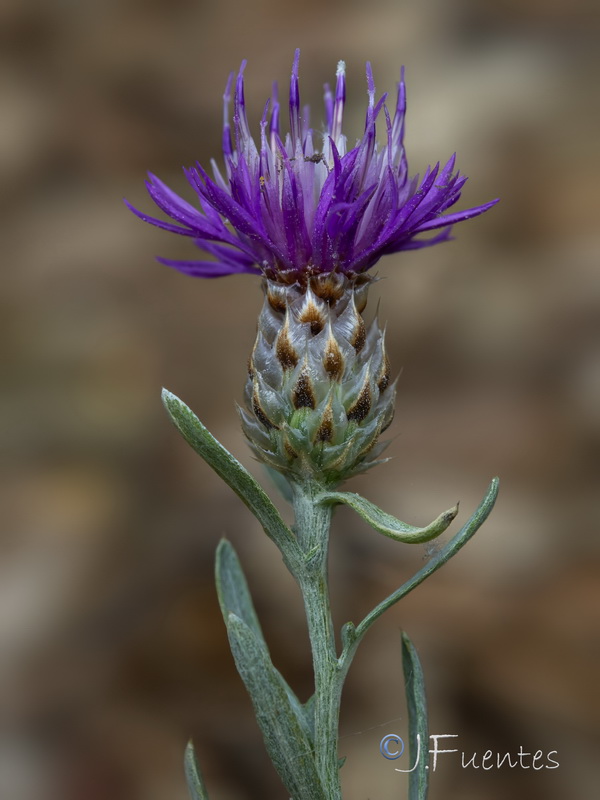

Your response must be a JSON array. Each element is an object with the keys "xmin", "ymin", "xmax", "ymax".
[
  {"xmin": 317, "ymin": 491, "xmax": 458, "ymax": 543},
  {"xmin": 402, "ymin": 633, "xmax": 429, "ymax": 800},
  {"xmin": 184, "ymin": 741, "xmax": 210, "ymax": 800},
  {"xmin": 264, "ymin": 464, "xmax": 294, "ymax": 503},
  {"xmin": 226, "ymin": 614, "xmax": 327, "ymax": 800},
  {"xmin": 162, "ymin": 390, "xmax": 298, "ymax": 562},
  {"xmin": 353, "ymin": 478, "xmax": 499, "ymax": 640},
  {"xmin": 215, "ymin": 538, "xmax": 265, "ymax": 644},
  {"xmin": 215, "ymin": 539, "xmax": 313, "ymax": 745}
]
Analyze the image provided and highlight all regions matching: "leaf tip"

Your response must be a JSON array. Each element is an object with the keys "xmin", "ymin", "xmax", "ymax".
[
  {"xmin": 443, "ymin": 503, "xmax": 460, "ymax": 525},
  {"xmin": 184, "ymin": 739, "xmax": 210, "ymax": 800},
  {"xmin": 341, "ymin": 620, "xmax": 357, "ymax": 649},
  {"xmin": 184, "ymin": 738, "xmax": 195, "ymax": 761},
  {"xmin": 487, "ymin": 476, "xmax": 500, "ymax": 501},
  {"xmin": 161, "ymin": 387, "xmax": 175, "ymax": 403}
]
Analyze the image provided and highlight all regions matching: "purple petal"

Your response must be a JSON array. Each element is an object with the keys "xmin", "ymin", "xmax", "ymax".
[
  {"xmin": 157, "ymin": 256, "xmax": 260, "ymax": 278},
  {"xmin": 124, "ymin": 198, "xmax": 197, "ymax": 237},
  {"xmin": 129, "ymin": 53, "xmax": 498, "ymax": 281},
  {"xmin": 289, "ymin": 49, "xmax": 301, "ymax": 144},
  {"xmin": 414, "ymin": 198, "xmax": 500, "ymax": 233}
]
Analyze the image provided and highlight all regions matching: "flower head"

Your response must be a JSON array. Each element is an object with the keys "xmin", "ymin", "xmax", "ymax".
[{"xmin": 127, "ymin": 50, "xmax": 497, "ymax": 282}]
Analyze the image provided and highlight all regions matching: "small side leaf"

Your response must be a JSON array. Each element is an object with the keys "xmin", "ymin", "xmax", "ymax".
[
  {"xmin": 215, "ymin": 539, "xmax": 313, "ymax": 745},
  {"xmin": 402, "ymin": 633, "xmax": 429, "ymax": 800},
  {"xmin": 226, "ymin": 614, "xmax": 327, "ymax": 800},
  {"xmin": 303, "ymin": 693, "xmax": 316, "ymax": 743},
  {"xmin": 162, "ymin": 390, "xmax": 297, "ymax": 560},
  {"xmin": 184, "ymin": 741, "xmax": 210, "ymax": 800},
  {"xmin": 341, "ymin": 621, "xmax": 357, "ymax": 651},
  {"xmin": 316, "ymin": 491, "xmax": 458, "ymax": 544},
  {"xmin": 353, "ymin": 478, "xmax": 499, "ymax": 641}
]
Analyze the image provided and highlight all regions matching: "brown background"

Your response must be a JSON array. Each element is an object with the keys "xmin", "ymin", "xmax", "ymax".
[{"xmin": 1, "ymin": 1, "xmax": 599, "ymax": 798}]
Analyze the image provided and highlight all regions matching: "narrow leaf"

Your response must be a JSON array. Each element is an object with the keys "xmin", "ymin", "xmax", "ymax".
[
  {"xmin": 354, "ymin": 478, "xmax": 499, "ymax": 640},
  {"xmin": 303, "ymin": 693, "xmax": 316, "ymax": 743},
  {"xmin": 184, "ymin": 741, "xmax": 210, "ymax": 800},
  {"xmin": 226, "ymin": 614, "xmax": 327, "ymax": 800},
  {"xmin": 215, "ymin": 539, "xmax": 313, "ymax": 744},
  {"xmin": 215, "ymin": 538, "xmax": 265, "ymax": 644},
  {"xmin": 341, "ymin": 621, "xmax": 357, "ymax": 649},
  {"xmin": 318, "ymin": 491, "xmax": 458, "ymax": 543},
  {"xmin": 162, "ymin": 390, "xmax": 297, "ymax": 560},
  {"xmin": 265, "ymin": 464, "xmax": 294, "ymax": 503},
  {"xmin": 402, "ymin": 633, "xmax": 429, "ymax": 800}
]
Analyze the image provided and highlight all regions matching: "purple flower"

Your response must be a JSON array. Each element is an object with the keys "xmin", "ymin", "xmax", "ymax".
[{"xmin": 127, "ymin": 50, "xmax": 498, "ymax": 281}]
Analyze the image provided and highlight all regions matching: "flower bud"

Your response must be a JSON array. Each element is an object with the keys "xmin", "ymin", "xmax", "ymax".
[{"xmin": 239, "ymin": 273, "xmax": 395, "ymax": 488}]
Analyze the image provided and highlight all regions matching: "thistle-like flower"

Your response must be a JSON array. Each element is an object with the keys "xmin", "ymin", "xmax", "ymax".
[{"xmin": 128, "ymin": 50, "xmax": 497, "ymax": 487}]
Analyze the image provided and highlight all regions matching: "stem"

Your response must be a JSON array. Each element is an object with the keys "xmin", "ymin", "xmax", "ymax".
[
  {"xmin": 292, "ymin": 483, "xmax": 343, "ymax": 800},
  {"xmin": 286, "ymin": 477, "xmax": 499, "ymax": 799}
]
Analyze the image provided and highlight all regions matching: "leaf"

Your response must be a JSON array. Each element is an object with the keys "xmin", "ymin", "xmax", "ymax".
[
  {"xmin": 215, "ymin": 539, "xmax": 265, "ymax": 644},
  {"xmin": 402, "ymin": 633, "xmax": 429, "ymax": 800},
  {"xmin": 184, "ymin": 741, "xmax": 210, "ymax": 800},
  {"xmin": 341, "ymin": 621, "xmax": 357, "ymax": 650},
  {"xmin": 352, "ymin": 478, "xmax": 499, "ymax": 641},
  {"xmin": 215, "ymin": 539, "xmax": 313, "ymax": 746},
  {"xmin": 226, "ymin": 614, "xmax": 327, "ymax": 800},
  {"xmin": 317, "ymin": 491, "xmax": 458, "ymax": 543},
  {"xmin": 162, "ymin": 390, "xmax": 297, "ymax": 562},
  {"xmin": 303, "ymin": 693, "xmax": 316, "ymax": 743},
  {"xmin": 264, "ymin": 464, "xmax": 294, "ymax": 503}
]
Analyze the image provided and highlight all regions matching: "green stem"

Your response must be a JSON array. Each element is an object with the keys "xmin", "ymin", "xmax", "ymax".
[
  {"xmin": 292, "ymin": 483, "xmax": 343, "ymax": 800},
  {"xmin": 287, "ymin": 477, "xmax": 499, "ymax": 799}
]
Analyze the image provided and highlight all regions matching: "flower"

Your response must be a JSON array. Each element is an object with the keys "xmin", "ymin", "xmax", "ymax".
[{"xmin": 127, "ymin": 50, "xmax": 498, "ymax": 282}]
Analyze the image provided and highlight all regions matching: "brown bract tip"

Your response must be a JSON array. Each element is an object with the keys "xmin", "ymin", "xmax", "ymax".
[
  {"xmin": 315, "ymin": 405, "xmax": 334, "ymax": 442},
  {"xmin": 293, "ymin": 371, "xmax": 316, "ymax": 410},
  {"xmin": 298, "ymin": 300, "xmax": 326, "ymax": 335},
  {"xmin": 266, "ymin": 284, "xmax": 287, "ymax": 313},
  {"xmin": 275, "ymin": 324, "xmax": 299, "ymax": 370},
  {"xmin": 310, "ymin": 274, "xmax": 345, "ymax": 305},
  {"xmin": 323, "ymin": 336, "xmax": 344, "ymax": 381},
  {"xmin": 252, "ymin": 386, "xmax": 279, "ymax": 429},
  {"xmin": 347, "ymin": 380, "xmax": 372, "ymax": 422},
  {"xmin": 377, "ymin": 352, "xmax": 391, "ymax": 393},
  {"xmin": 351, "ymin": 315, "xmax": 366, "ymax": 353}
]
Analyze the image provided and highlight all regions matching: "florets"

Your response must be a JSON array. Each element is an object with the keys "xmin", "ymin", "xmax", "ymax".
[{"xmin": 127, "ymin": 50, "xmax": 497, "ymax": 282}]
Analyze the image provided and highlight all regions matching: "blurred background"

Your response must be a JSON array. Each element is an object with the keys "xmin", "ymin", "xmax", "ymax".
[{"xmin": 1, "ymin": 0, "xmax": 599, "ymax": 798}]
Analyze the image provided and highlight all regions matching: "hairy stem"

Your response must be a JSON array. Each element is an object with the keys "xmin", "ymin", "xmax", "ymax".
[{"xmin": 292, "ymin": 484, "xmax": 342, "ymax": 799}]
